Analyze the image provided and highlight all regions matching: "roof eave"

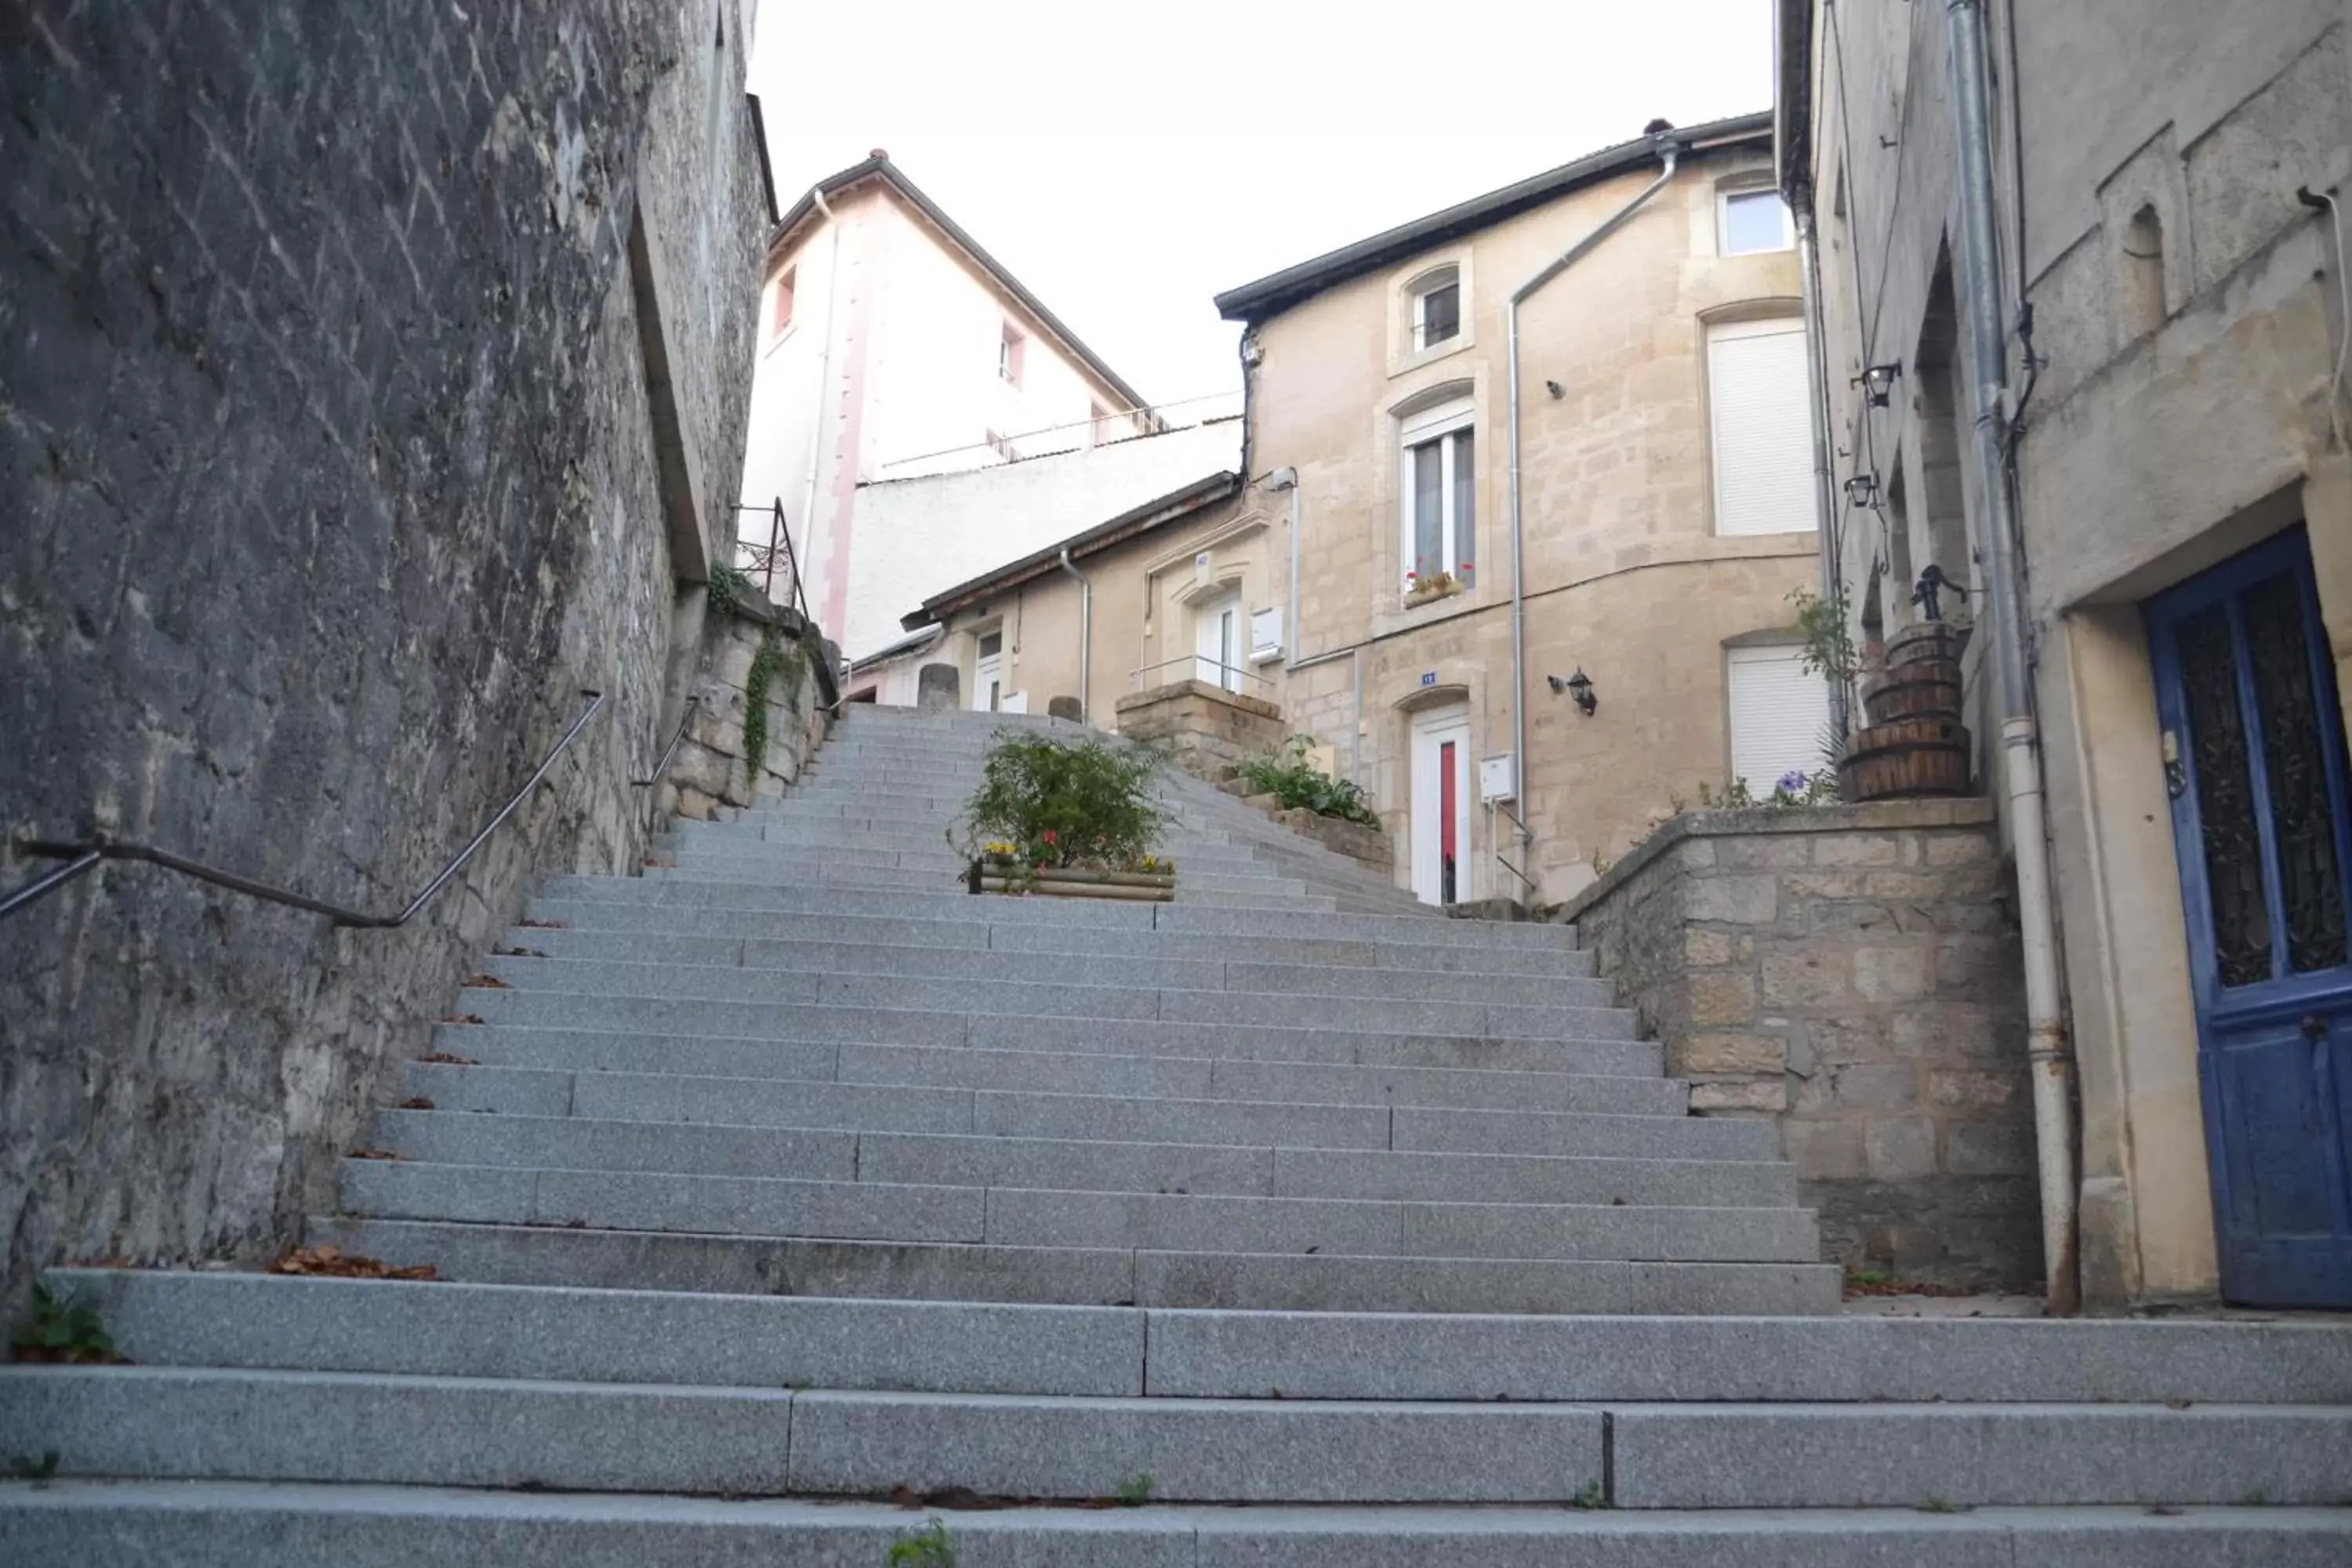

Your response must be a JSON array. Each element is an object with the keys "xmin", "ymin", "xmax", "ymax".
[{"xmin": 1773, "ymin": 0, "xmax": 1819, "ymax": 212}]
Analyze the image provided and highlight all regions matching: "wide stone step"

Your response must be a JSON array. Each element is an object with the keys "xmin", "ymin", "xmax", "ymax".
[
  {"xmin": 401, "ymin": 1033, "xmax": 1675, "ymax": 1112},
  {"xmin": 430, "ymin": 1019, "xmax": 1664, "ymax": 1081},
  {"xmin": 399, "ymin": 1065, "xmax": 1759, "ymax": 1160},
  {"xmin": 58, "ymin": 1270, "xmax": 2352, "ymax": 1403},
  {"xmin": 651, "ymin": 855, "xmax": 1318, "ymax": 900},
  {"xmin": 477, "ymin": 946, "xmax": 1617, "ymax": 1011},
  {"xmin": 372, "ymin": 1112, "xmax": 1795, "ymax": 1205},
  {"xmin": 516, "ymin": 906, "xmax": 1597, "ymax": 975},
  {"xmin": 0, "ymin": 1367, "xmax": 1599, "ymax": 1502},
  {"xmin": 337, "ymin": 1162, "xmax": 1817, "ymax": 1261},
  {"xmin": 536, "ymin": 877, "xmax": 1545, "ymax": 944},
  {"xmin": 10, "ymin": 1486, "xmax": 2350, "ymax": 1568},
  {"xmin": 308, "ymin": 1218, "xmax": 1843, "ymax": 1312},
  {"xmin": 468, "ymin": 958, "xmax": 1635, "ymax": 1040}
]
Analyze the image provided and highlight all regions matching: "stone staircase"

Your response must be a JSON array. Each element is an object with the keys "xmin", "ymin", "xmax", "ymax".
[{"xmin": 4, "ymin": 703, "xmax": 2350, "ymax": 1563}]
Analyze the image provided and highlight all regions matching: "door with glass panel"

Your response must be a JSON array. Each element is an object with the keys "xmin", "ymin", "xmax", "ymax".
[{"xmin": 2147, "ymin": 525, "xmax": 2352, "ymax": 1306}]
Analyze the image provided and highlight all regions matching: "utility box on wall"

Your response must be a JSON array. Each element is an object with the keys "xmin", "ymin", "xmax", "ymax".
[{"xmin": 1479, "ymin": 753, "xmax": 1516, "ymax": 804}]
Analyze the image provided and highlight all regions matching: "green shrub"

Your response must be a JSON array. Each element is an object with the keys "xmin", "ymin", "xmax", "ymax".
[
  {"xmin": 1237, "ymin": 735, "xmax": 1380, "ymax": 828},
  {"xmin": 952, "ymin": 729, "xmax": 1170, "ymax": 873}
]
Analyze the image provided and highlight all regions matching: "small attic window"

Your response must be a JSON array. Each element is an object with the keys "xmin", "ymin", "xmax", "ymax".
[{"xmin": 1412, "ymin": 267, "xmax": 1461, "ymax": 351}]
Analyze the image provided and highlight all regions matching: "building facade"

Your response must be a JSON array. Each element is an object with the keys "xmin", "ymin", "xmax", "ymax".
[
  {"xmin": 1779, "ymin": 0, "xmax": 2352, "ymax": 1308},
  {"xmin": 1218, "ymin": 115, "xmax": 1829, "ymax": 909},
  {"xmin": 738, "ymin": 154, "xmax": 1155, "ymax": 652}
]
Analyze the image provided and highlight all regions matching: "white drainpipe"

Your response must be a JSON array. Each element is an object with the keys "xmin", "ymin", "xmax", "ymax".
[
  {"xmin": 1057, "ymin": 546, "xmax": 1093, "ymax": 724},
  {"xmin": 798, "ymin": 187, "xmax": 841, "ymax": 561},
  {"xmin": 1945, "ymin": 0, "xmax": 2077, "ymax": 1312},
  {"xmin": 1265, "ymin": 466, "xmax": 1302, "ymax": 669},
  {"xmin": 1506, "ymin": 132, "xmax": 1680, "ymax": 872}
]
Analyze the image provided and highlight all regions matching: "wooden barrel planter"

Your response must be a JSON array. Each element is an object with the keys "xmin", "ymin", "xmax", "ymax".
[
  {"xmin": 969, "ymin": 860, "xmax": 1177, "ymax": 902},
  {"xmin": 1862, "ymin": 622, "xmax": 1969, "ymax": 726},
  {"xmin": 1837, "ymin": 716, "xmax": 1972, "ymax": 800}
]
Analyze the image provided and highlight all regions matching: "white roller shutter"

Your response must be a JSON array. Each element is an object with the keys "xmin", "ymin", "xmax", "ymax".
[
  {"xmin": 1727, "ymin": 644, "xmax": 1833, "ymax": 790},
  {"xmin": 1708, "ymin": 319, "xmax": 1818, "ymax": 536}
]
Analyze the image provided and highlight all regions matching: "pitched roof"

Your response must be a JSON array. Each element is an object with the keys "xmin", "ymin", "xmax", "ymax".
[
  {"xmin": 1212, "ymin": 111, "xmax": 1773, "ymax": 325},
  {"xmin": 771, "ymin": 154, "xmax": 1151, "ymax": 412},
  {"xmin": 901, "ymin": 470, "xmax": 1242, "ymax": 631}
]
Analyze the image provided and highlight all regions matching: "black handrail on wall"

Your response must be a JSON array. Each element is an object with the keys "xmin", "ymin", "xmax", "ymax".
[
  {"xmin": 0, "ymin": 689, "xmax": 608, "ymax": 927},
  {"xmin": 732, "ymin": 498, "xmax": 812, "ymax": 626}
]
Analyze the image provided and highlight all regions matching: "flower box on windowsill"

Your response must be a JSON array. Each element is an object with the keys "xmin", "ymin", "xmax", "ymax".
[
  {"xmin": 968, "ymin": 857, "xmax": 1177, "ymax": 902},
  {"xmin": 1403, "ymin": 570, "xmax": 1470, "ymax": 608}
]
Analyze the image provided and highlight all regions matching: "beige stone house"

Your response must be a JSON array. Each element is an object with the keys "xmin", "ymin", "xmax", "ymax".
[
  {"xmin": 1777, "ymin": 0, "xmax": 2352, "ymax": 1310},
  {"xmin": 1214, "ymin": 112, "xmax": 1828, "ymax": 908}
]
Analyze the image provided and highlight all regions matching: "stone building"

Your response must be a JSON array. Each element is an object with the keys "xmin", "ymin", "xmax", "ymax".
[
  {"xmin": 0, "ymin": 0, "xmax": 809, "ymax": 1302},
  {"xmin": 1777, "ymin": 0, "xmax": 2352, "ymax": 1308},
  {"xmin": 1213, "ymin": 114, "xmax": 1831, "ymax": 909}
]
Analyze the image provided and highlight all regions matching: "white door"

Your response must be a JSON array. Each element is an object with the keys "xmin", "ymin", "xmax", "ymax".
[
  {"xmin": 1726, "ymin": 644, "xmax": 1833, "ymax": 791},
  {"xmin": 1195, "ymin": 593, "xmax": 1241, "ymax": 691},
  {"xmin": 1409, "ymin": 705, "xmax": 1472, "ymax": 906},
  {"xmin": 973, "ymin": 632, "xmax": 1003, "ymax": 713}
]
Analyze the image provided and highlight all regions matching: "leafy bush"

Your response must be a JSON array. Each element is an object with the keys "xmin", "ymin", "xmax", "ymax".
[
  {"xmin": 1695, "ymin": 768, "xmax": 1842, "ymax": 811},
  {"xmin": 1236, "ymin": 735, "xmax": 1381, "ymax": 828},
  {"xmin": 953, "ymin": 729, "xmax": 1170, "ymax": 873}
]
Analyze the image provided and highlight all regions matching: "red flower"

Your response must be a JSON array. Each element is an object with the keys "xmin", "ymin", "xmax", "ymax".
[{"xmin": 1041, "ymin": 829, "xmax": 1058, "ymax": 844}]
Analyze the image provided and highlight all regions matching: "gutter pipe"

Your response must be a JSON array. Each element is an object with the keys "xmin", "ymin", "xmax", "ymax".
[
  {"xmin": 799, "ymin": 187, "xmax": 841, "ymax": 573},
  {"xmin": 1945, "ymin": 0, "xmax": 2077, "ymax": 1312},
  {"xmin": 1507, "ymin": 133, "xmax": 1679, "ymax": 873},
  {"xmin": 1057, "ymin": 546, "xmax": 1094, "ymax": 724},
  {"xmin": 1794, "ymin": 205, "xmax": 1850, "ymax": 740},
  {"xmin": 1265, "ymin": 466, "xmax": 1302, "ymax": 670}
]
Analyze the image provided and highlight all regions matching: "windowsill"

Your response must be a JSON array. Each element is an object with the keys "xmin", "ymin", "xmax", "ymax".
[
  {"xmin": 1388, "ymin": 332, "xmax": 1475, "ymax": 380},
  {"xmin": 1400, "ymin": 579, "xmax": 1472, "ymax": 612}
]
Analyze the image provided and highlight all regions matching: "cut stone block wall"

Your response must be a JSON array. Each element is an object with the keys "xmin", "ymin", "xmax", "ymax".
[
  {"xmin": 0, "ymin": 2, "xmax": 764, "ymax": 1305},
  {"xmin": 662, "ymin": 603, "xmax": 838, "ymax": 822},
  {"xmin": 1114, "ymin": 681, "xmax": 1287, "ymax": 780},
  {"xmin": 1561, "ymin": 800, "xmax": 2038, "ymax": 1290}
]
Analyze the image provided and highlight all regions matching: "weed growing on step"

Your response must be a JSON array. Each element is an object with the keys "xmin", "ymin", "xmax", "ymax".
[
  {"xmin": 706, "ymin": 562, "xmax": 753, "ymax": 616},
  {"xmin": 9, "ymin": 1284, "xmax": 125, "ymax": 1365},
  {"xmin": 1112, "ymin": 1472, "xmax": 1156, "ymax": 1507},
  {"xmin": 1568, "ymin": 1480, "xmax": 1610, "ymax": 1510},
  {"xmin": 9, "ymin": 1450, "xmax": 60, "ymax": 1481},
  {"xmin": 1916, "ymin": 1497, "xmax": 1965, "ymax": 1514},
  {"xmin": 887, "ymin": 1517, "xmax": 956, "ymax": 1565}
]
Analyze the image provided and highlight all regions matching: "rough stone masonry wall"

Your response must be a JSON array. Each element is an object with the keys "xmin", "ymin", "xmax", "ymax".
[
  {"xmin": 1563, "ymin": 801, "xmax": 2038, "ymax": 1290},
  {"xmin": 0, "ymin": 2, "xmax": 766, "ymax": 1305}
]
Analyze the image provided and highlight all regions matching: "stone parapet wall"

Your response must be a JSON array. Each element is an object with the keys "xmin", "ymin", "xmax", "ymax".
[
  {"xmin": 663, "ymin": 604, "xmax": 838, "ymax": 820},
  {"xmin": 1560, "ymin": 800, "xmax": 2038, "ymax": 1290},
  {"xmin": 1113, "ymin": 681, "xmax": 1287, "ymax": 781}
]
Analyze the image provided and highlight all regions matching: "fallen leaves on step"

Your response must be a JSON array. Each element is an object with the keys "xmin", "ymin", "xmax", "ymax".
[
  {"xmin": 889, "ymin": 1485, "xmax": 1033, "ymax": 1511},
  {"xmin": 439, "ymin": 1014, "xmax": 487, "ymax": 1025},
  {"xmin": 1841, "ymin": 1276, "xmax": 1974, "ymax": 1299},
  {"xmin": 517, "ymin": 918, "xmax": 568, "ymax": 929},
  {"xmin": 493, "ymin": 946, "xmax": 550, "ymax": 958},
  {"xmin": 417, "ymin": 1051, "xmax": 477, "ymax": 1065},
  {"xmin": 270, "ymin": 1245, "xmax": 437, "ymax": 1281},
  {"xmin": 347, "ymin": 1149, "xmax": 405, "ymax": 1161},
  {"xmin": 397, "ymin": 1097, "xmax": 436, "ymax": 1110},
  {"xmin": 460, "ymin": 974, "xmax": 511, "ymax": 989}
]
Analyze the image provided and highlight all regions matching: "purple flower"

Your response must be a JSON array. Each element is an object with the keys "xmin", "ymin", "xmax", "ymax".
[{"xmin": 1776, "ymin": 769, "xmax": 1810, "ymax": 794}]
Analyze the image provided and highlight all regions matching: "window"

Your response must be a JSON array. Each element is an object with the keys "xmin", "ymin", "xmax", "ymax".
[
  {"xmin": 1413, "ymin": 269, "xmax": 1461, "ymax": 350},
  {"xmin": 1719, "ymin": 188, "xmax": 1794, "ymax": 256},
  {"xmin": 1707, "ymin": 318, "xmax": 1816, "ymax": 535},
  {"xmin": 1726, "ymin": 644, "xmax": 1832, "ymax": 789},
  {"xmin": 1399, "ymin": 397, "xmax": 1476, "ymax": 594},
  {"xmin": 998, "ymin": 323, "xmax": 1025, "ymax": 386},
  {"xmin": 767, "ymin": 267, "xmax": 795, "ymax": 342}
]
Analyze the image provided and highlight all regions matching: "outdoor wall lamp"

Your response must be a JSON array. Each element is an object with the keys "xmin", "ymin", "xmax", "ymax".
[
  {"xmin": 1855, "ymin": 362, "xmax": 1902, "ymax": 407},
  {"xmin": 1548, "ymin": 668, "xmax": 1598, "ymax": 717},
  {"xmin": 1844, "ymin": 471, "xmax": 1881, "ymax": 509}
]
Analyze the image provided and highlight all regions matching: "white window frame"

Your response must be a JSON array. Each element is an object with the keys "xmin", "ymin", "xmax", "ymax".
[
  {"xmin": 1398, "ymin": 396, "xmax": 1477, "ymax": 599},
  {"xmin": 998, "ymin": 323, "xmax": 1024, "ymax": 386},
  {"xmin": 1718, "ymin": 187, "xmax": 1795, "ymax": 256},
  {"xmin": 764, "ymin": 266, "xmax": 796, "ymax": 348},
  {"xmin": 1411, "ymin": 267, "xmax": 1461, "ymax": 352}
]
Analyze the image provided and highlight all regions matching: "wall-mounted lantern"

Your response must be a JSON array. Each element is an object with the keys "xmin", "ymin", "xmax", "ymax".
[
  {"xmin": 1844, "ymin": 471, "xmax": 1881, "ymax": 509},
  {"xmin": 1856, "ymin": 362, "xmax": 1903, "ymax": 408},
  {"xmin": 1548, "ymin": 668, "xmax": 1598, "ymax": 717}
]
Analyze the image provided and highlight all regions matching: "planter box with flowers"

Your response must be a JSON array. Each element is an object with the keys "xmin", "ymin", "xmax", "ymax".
[
  {"xmin": 1403, "ymin": 565, "xmax": 1470, "ymax": 607},
  {"xmin": 953, "ymin": 730, "xmax": 1177, "ymax": 902}
]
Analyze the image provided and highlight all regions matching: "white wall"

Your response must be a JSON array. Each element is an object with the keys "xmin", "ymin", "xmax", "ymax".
[{"xmin": 841, "ymin": 417, "xmax": 1241, "ymax": 659}]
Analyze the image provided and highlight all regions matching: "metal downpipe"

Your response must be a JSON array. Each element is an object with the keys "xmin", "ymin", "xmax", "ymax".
[
  {"xmin": 1058, "ymin": 546, "xmax": 1093, "ymax": 724},
  {"xmin": 1946, "ymin": 0, "xmax": 2078, "ymax": 1312},
  {"xmin": 1508, "ymin": 135, "xmax": 1679, "ymax": 884},
  {"xmin": 1795, "ymin": 207, "xmax": 1849, "ymax": 740}
]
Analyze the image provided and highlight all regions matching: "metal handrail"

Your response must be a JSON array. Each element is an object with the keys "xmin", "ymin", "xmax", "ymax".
[
  {"xmin": 732, "ymin": 498, "xmax": 812, "ymax": 627},
  {"xmin": 1490, "ymin": 799, "xmax": 1539, "ymax": 893},
  {"xmin": 1, "ymin": 689, "xmax": 608, "ymax": 927},
  {"xmin": 1130, "ymin": 655, "xmax": 1275, "ymax": 695},
  {"xmin": 631, "ymin": 695, "xmax": 699, "ymax": 789}
]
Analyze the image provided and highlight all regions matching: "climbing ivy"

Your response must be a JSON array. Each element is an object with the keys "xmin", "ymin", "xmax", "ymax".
[
  {"xmin": 739, "ymin": 625, "xmax": 801, "ymax": 786},
  {"xmin": 706, "ymin": 562, "xmax": 753, "ymax": 617}
]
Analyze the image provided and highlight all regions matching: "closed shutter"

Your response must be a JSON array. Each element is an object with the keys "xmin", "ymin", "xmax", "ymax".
[
  {"xmin": 1726, "ymin": 644, "xmax": 1832, "ymax": 789},
  {"xmin": 1709, "ymin": 319, "xmax": 1817, "ymax": 536}
]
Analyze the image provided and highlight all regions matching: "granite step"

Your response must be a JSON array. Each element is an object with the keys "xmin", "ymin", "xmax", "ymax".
[{"xmin": 9, "ymin": 1486, "xmax": 2348, "ymax": 1568}]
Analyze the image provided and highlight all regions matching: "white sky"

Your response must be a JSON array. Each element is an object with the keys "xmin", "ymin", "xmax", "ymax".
[{"xmin": 749, "ymin": 0, "xmax": 1773, "ymax": 409}]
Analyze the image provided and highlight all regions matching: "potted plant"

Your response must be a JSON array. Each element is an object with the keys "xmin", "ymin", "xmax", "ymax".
[
  {"xmin": 1404, "ymin": 564, "xmax": 1468, "ymax": 605},
  {"xmin": 952, "ymin": 730, "xmax": 1177, "ymax": 900}
]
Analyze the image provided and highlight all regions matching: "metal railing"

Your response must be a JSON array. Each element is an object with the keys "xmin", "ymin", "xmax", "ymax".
[
  {"xmin": 630, "ymin": 693, "xmax": 699, "ymax": 831},
  {"xmin": 732, "ymin": 498, "xmax": 811, "ymax": 626},
  {"xmin": 1129, "ymin": 655, "xmax": 1276, "ymax": 698},
  {"xmin": 1, "ymin": 690, "xmax": 608, "ymax": 927}
]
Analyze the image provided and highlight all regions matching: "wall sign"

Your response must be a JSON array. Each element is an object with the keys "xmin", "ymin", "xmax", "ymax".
[{"xmin": 1420, "ymin": 670, "xmax": 1438, "ymax": 688}]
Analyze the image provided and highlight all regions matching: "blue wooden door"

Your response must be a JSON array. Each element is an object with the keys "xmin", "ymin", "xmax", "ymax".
[{"xmin": 2147, "ymin": 525, "xmax": 2352, "ymax": 1306}]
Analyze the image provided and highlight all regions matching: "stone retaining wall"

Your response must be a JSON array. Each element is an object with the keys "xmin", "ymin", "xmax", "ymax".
[
  {"xmin": 1114, "ymin": 681, "xmax": 1287, "ymax": 780},
  {"xmin": 1559, "ymin": 800, "xmax": 2039, "ymax": 1290}
]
